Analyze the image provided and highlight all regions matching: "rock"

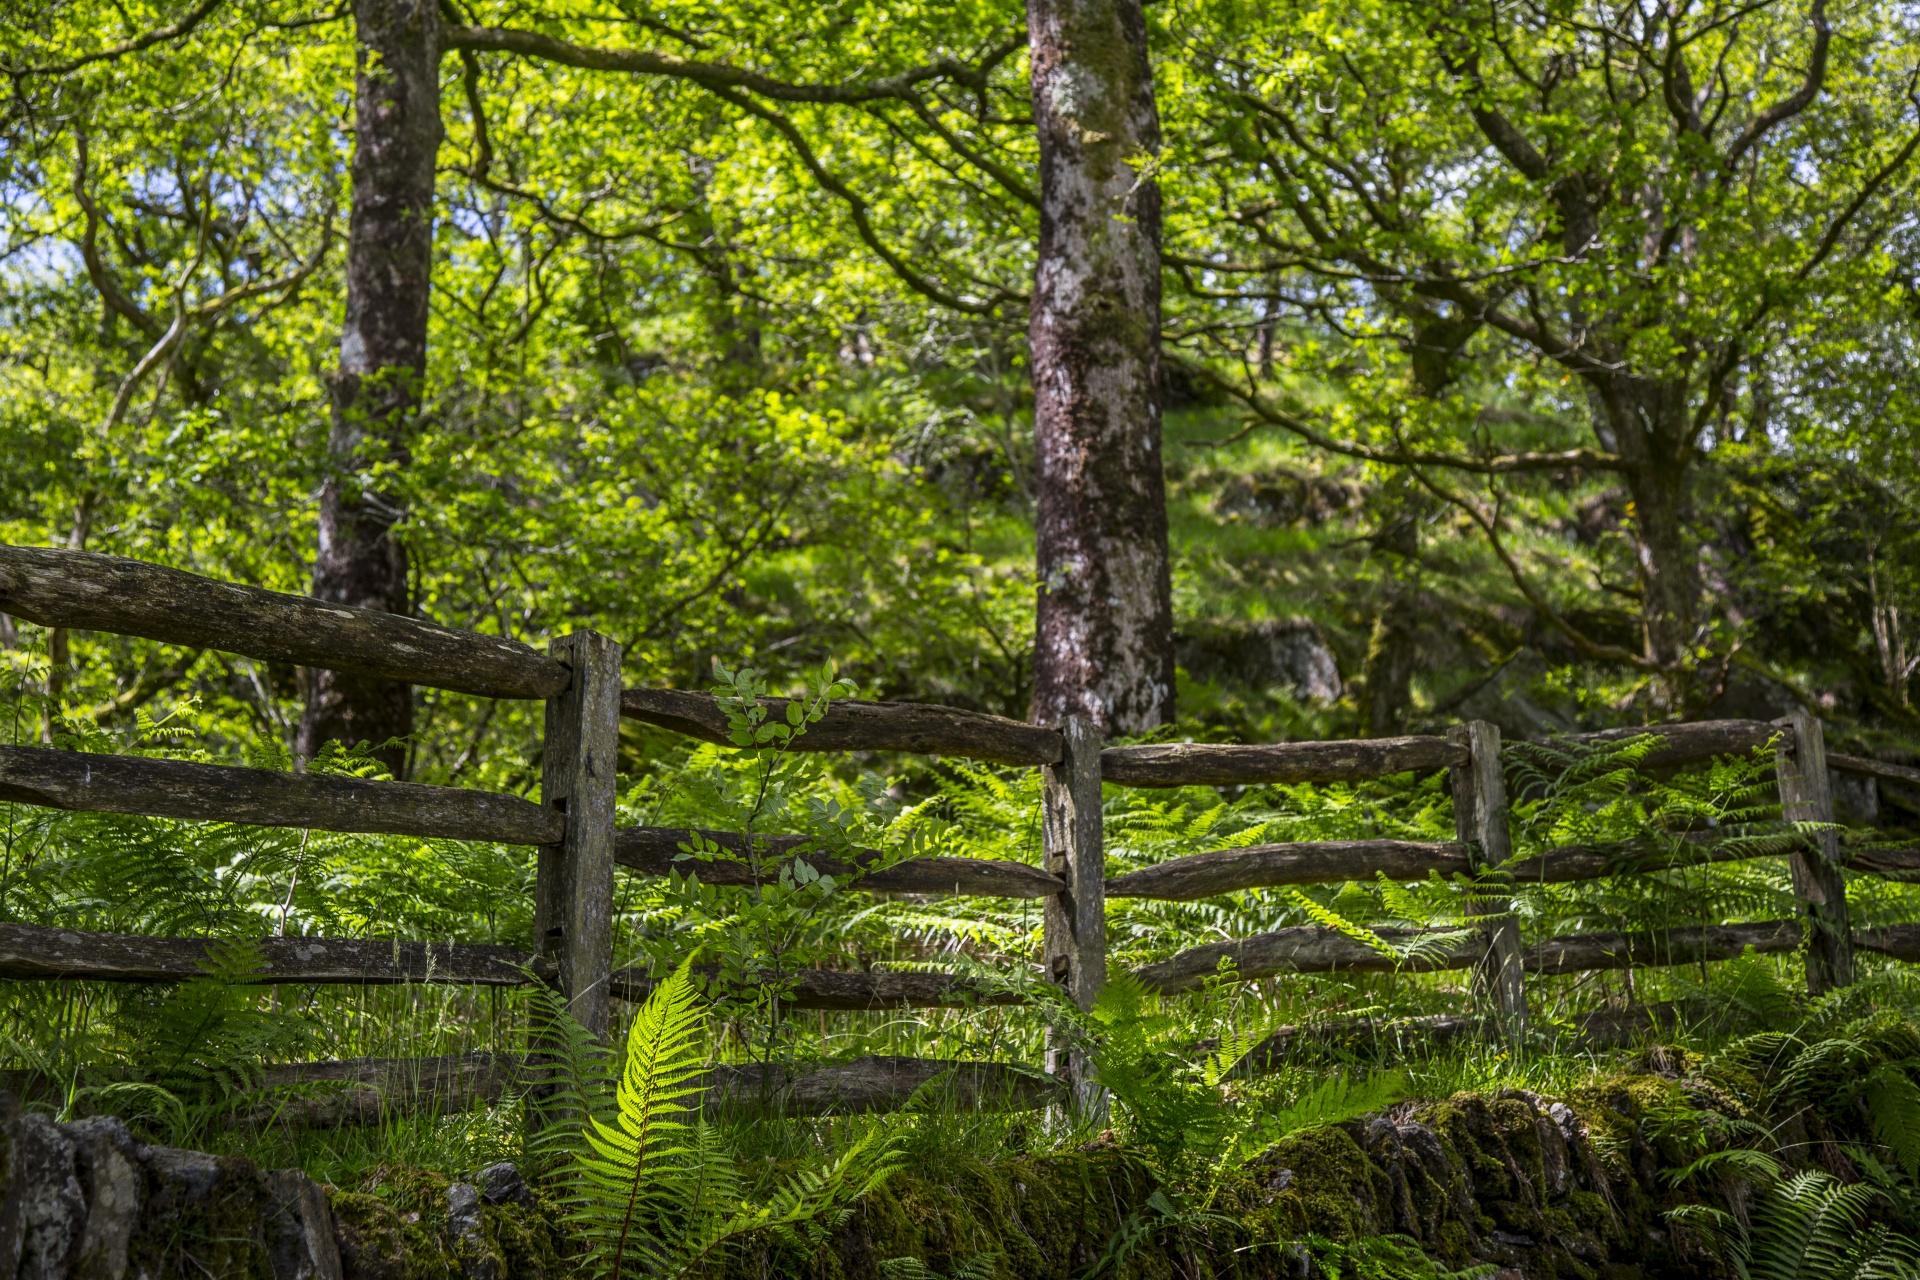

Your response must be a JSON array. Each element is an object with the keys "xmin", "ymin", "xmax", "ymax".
[
  {"xmin": 447, "ymin": 1183, "xmax": 501, "ymax": 1280},
  {"xmin": 1179, "ymin": 619, "xmax": 1343, "ymax": 706},
  {"xmin": 67, "ymin": 1118, "xmax": 140, "ymax": 1280},
  {"xmin": 18, "ymin": 1114, "xmax": 84, "ymax": 1280},
  {"xmin": 473, "ymin": 1164, "xmax": 532, "ymax": 1210},
  {"xmin": 0, "ymin": 1093, "xmax": 26, "ymax": 1280},
  {"xmin": 265, "ymin": 1169, "xmax": 342, "ymax": 1280}
]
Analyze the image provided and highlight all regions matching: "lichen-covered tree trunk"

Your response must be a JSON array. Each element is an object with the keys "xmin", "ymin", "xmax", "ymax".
[
  {"xmin": 1026, "ymin": 0, "xmax": 1174, "ymax": 733},
  {"xmin": 297, "ymin": 0, "xmax": 442, "ymax": 776},
  {"xmin": 1590, "ymin": 373, "xmax": 1699, "ymax": 681}
]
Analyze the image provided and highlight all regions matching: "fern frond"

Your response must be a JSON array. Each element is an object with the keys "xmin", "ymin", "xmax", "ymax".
[{"xmin": 1285, "ymin": 889, "xmax": 1397, "ymax": 959}]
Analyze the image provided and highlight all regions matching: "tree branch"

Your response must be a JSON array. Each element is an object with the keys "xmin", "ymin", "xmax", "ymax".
[
  {"xmin": 704, "ymin": 84, "xmax": 1020, "ymax": 315},
  {"xmin": 442, "ymin": 25, "xmax": 1022, "ymax": 106},
  {"xmin": 1405, "ymin": 466, "xmax": 1658, "ymax": 670},
  {"xmin": 1721, "ymin": 0, "xmax": 1829, "ymax": 172},
  {"xmin": 13, "ymin": 0, "xmax": 224, "ymax": 78},
  {"xmin": 1167, "ymin": 352, "xmax": 1629, "ymax": 474}
]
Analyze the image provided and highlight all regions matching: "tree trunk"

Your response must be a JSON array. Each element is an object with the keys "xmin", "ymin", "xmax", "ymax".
[
  {"xmin": 1026, "ymin": 0, "xmax": 1174, "ymax": 734},
  {"xmin": 298, "ymin": 0, "xmax": 442, "ymax": 777},
  {"xmin": 1589, "ymin": 373, "xmax": 1698, "ymax": 676}
]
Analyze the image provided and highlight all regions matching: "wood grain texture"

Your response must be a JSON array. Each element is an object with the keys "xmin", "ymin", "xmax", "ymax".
[
  {"xmin": 1775, "ymin": 713, "xmax": 1854, "ymax": 993},
  {"xmin": 1844, "ymin": 847, "xmax": 1920, "ymax": 880},
  {"xmin": 1136, "ymin": 925, "xmax": 1456, "ymax": 993},
  {"xmin": 701, "ymin": 1056, "xmax": 1061, "ymax": 1115},
  {"xmin": 1104, "ymin": 840, "xmax": 1469, "ymax": 900},
  {"xmin": 535, "ymin": 630, "xmax": 622, "ymax": 1039},
  {"xmin": 0, "ymin": 744, "xmax": 561, "ymax": 844},
  {"xmin": 1100, "ymin": 735, "xmax": 1465, "ymax": 788},
  {"xmin": 1099, "ymin": 830, "xmax": 1917, "ymax": 899},
  {"xmin": 1523, "ymin": 921, "xmax": 1803, "ymax": 975},
  {"xmin": 1451, "ymin": 721, "xmax": 1527, "ymax": 1030},
  {"xmin": 246, "ymin": 1053, "xmax": 516, "ymax": 1128},
  {"xmin": 607, "ymin": 965, "xmax": 1023, "ymax": 1010},
  {"xmin": 1136, "ymin": 919, "xmax": 1808, "ymax": 992},
  {"xmin": 0, "ymin": 544, "xmax": 567, "ymax": 700},
  {"xmin": 0, "ymin": 923, "xmax": 529, "ymax": 985},
  {"xmin": 613, "ymin": 825, "xmax": 1064, "ymax": 898},
  {"xmin": 619, "ymin": 687, "xmax": 1062, "ymax": 765},
  {"xmin": 1857, "ymin": 923, "xmax": 1920, "ymax": 963},
  {"xmin": 1536, "ymin": 719, "xmax": 1779, "ymax": 768},
  {"xmin": 1829, "ymin": 752, "xmax": 1920, "ymax": 787},
  {"xmin": 1228, "ymin": 1000, "xmax": 1715, "ymax": 1075}
]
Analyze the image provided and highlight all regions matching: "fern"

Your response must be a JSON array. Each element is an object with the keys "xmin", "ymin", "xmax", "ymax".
[
  {"xmin": 1863, "ymin": 1063, "xmax": 1920, "ymax": 1182},
  {"xmin": 1261, "ymin": 1071, "xmax": 1409, "ymax": 1144},
  {"xmin": 557, "ymin": 958, "xmax": 899, "ymax": 1280},
  {"xmin": 1286, "ymin": 888, "xmax": 1398, "ymax": 959},
  {"xmin": 1743, "ymin": 1171, "xmax": 1920, "ymax": 1280}
]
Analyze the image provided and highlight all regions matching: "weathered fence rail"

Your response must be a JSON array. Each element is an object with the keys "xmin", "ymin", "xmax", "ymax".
[
  {"xmin": 4, "ymin": 543, "xmax": 1918, "ymax": 1123},
  {"xmin": 0, "ymin": 546, "xmax": 569, "ymax": 699}
]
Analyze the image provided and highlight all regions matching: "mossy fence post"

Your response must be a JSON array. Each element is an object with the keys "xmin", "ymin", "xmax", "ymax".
[
  {"xmin": 1448, "ymin": 721, "xmax": 1528, "ymax": 1039},
  {"xmin": 535, "ymin": 630, "xmax": 623, "ymax": 1038},
  {"xmin": 1042, "ymin": 714, "xmax": 1106, "ymax": 1117},
  {"xmin": 1774, "ymin": 711, "xmax": 1853, "ymax": 994}
]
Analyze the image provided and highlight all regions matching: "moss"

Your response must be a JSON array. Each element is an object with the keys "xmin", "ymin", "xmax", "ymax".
[
  {"xmin": 1222, "ymin": 1123, "xmax": 1386, "ymax": 1240},
  {"xmin": 326, "ymin": 1166, "xmax": 561, "ymax": 1280},
  {"xmin": 788, "ymin": 1149, "xmax": 1168, "ymax": 1280}
]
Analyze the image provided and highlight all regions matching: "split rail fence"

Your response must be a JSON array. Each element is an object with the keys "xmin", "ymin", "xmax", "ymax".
[{"xmin": 4, "ymin": 544, "xmax": 1920, "ymax": 1122}]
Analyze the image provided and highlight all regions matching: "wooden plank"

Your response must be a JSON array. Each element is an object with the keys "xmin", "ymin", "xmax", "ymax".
[
  {"xmin": 1856, "ymin": 924, "xmax": 1920, "ymax": 962},
  {"xmin": 0, "ymin": 743, "xmax": 561, "ymax": 844},
  {"xmin": 1844, "ymin": 847, "xmax": 1920, "ymax": 880},
  {"xmin": 245, "ymin": 1053, "xmax": 517, "ymax": 1128},
  {"xmin": 1100, "ymin": 832, "xmax": 1920, "ymax": 900},
  {"xmin": 1135, "ymin": 919, "xmax": 1808, "ymax": 993},
  {"xmin": 246, "ymin": 1052, "xmax": 1058, "ymax": 1126},
  {"xmin": 1105, "ymin": 840, "xmax": 1469, "ymax": 900},
  {"xmin": 1775, "ymin": 713, "xmax": 1854, "ymax": 994},
  {"xmin": 1530, "ymin": 719, "xmax": 1778, "ymax": 768},
  {"xmin": 607, "ymin": 965, "xmax": 1022, "ymax": 1010},
  {"xmin": 1226, "ymin": 999, "xmax": 1716, "ymax": 1074},
  {"xmin": 701, "ymin": 1056, "xmax": 1062, "ymax": 1115},
  {"xmin": 536, "ymin": 631, "xmax": 622, "ymax": 1039},
  {"xmin": 1451, "ymin": 721, "xmax": 1528, "ymax": 1034},
  {"xmin": 0, "ymin": 544, "xmax": 568, "ymax": 700},
  {"xmin": 1829, "ymin": 752, "xmax": 1920, "ymax": 787},
  {"xmin": 619, "ymin": 687, "xmax": 1062, "ymax": 765},
  {"xmin": 1136, "ymin": 925, "xmax": 1456, "ymax": 993},
  {"xmin": 1100, "ymin": 735, "xmax": 1464, "ymax": 788},
  {"xmin": 1524, "ymin": 921, "xmax": 1802, "ymax": 975},
  {"xmin": 614, "ymin": 826, "xmax": 1064, "ymax": 898},
  {"xmin": 1042, "ymin": 716, "xmax": 1105, "ymax": 1113},
  {"xmin": 0, "ymin": 923, "xmax": 529, "ymax": 984}
]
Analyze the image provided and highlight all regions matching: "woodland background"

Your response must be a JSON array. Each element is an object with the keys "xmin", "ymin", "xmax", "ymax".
[{"xmin": 8, "ymin": 0, "xmax": 1920, "ymax": 1247}]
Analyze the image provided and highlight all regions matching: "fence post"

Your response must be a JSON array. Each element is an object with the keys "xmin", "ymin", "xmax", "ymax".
[
  {"xmin": 534, "ymin": 630, "xmax": 623, "ymax": 1039},
  {"xmin": 1447, "ymin": 720, "xmax": 1528, "ymax": 1038},
  {"xmin": 1042, "ymin": 714, "xmax": 1105, "ymax": 1116},
  {"xmin": 1774, "ymin": 712, "xmax": 1854, "ymax": 994}
]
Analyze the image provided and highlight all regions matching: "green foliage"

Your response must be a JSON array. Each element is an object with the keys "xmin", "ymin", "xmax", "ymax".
[
  {"xmin": 560, "ymin": 958, "xmax": 900, "ymax": 1280},
  {"xmin": 1296, "ymin": 1234, "xmax": 1497, "ymax": 1280}
]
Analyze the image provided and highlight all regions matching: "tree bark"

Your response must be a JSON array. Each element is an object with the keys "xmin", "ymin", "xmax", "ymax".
[
  {"xmin": 1026, "ymin": 0, "xmax": 1174, "ymax": 733},
  {"xmin": 1588, "ymin": 373, "xmax": 1698, "ymax": 676},
  {"xmin": 298, "ymin": 0, "xmax": 443, "ymax": 776}
]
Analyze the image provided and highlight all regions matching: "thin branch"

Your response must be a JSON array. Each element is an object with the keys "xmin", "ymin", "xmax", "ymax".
[
  {"xmin": 13, "ymin": 0, "xmax": 224, "ymax": 78},
  {"xmin": 1721, "ymin": 0, "xmax": 1829, "ymax": 172},
  {"xmin": 1406, "ymin": 466, "xmax": 1658, "ymax": 670},
  {"xmin": 1166, "ymin": 352, "xmax": 1629, "ymax": 474},
  {"xmin": 443, "ymin": 25, "xmax": 1022, "ymax": 105},
  {"xmin": 706, "ymin": 84, "xmax": 1020, "ymax": 315}
]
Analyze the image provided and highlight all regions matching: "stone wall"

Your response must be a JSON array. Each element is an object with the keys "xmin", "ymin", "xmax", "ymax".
[{"xmin": 0, "ymin": 1095, "xmax": 549, "ymax": 1280}]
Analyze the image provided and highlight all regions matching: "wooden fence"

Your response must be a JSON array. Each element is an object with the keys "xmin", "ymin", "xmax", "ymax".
[{"xmin": 4, "ymin": 544, "xmax": 1920, "ymax": 1121}]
